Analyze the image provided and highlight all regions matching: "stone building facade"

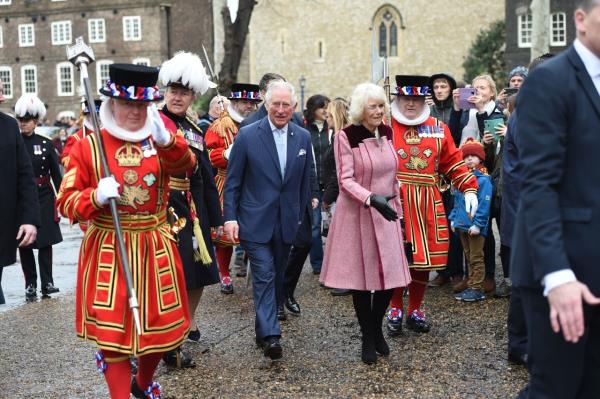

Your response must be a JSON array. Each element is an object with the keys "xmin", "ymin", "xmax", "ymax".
[
  {"xmin": 504, "ymin": 0, "xmax": 576, "ymax": 69},
  {"xmin": 240, "ymin": 0, "xmax": 505, "ymax": 106},
  {"xmin": 0, "ymin": 0, "xmax": 212, "ymax": 121}
]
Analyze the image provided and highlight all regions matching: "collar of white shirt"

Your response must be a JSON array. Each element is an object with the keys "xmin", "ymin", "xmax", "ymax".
[
  {"xmin": 268, "ymin": 118, "xmax": 288, "ymax": 135},
  {"xmin": 574, "ymin": 38, "xmax": 600, "ymax": 80}
]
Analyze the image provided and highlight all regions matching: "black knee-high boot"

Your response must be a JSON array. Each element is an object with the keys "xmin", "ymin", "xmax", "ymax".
[
  {"xmin": 372, "ymin": 289, "xmax": 394, "ymax": 356},
  {"xmin": 352, "ymin": 290, "xmax": 376, "ymax": 364}
]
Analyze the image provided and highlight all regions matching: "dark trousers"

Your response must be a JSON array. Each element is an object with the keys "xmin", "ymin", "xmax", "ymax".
[
  {"xmin": 241, "ymin": 225, "xmax": 291, "ymax": 339},
  {"xmin": 440, "ymin": 190, "xmax": 464, "ymax": 278},
  {"xmin": 0, "ymin": 268, "xmax": 4, "ymax": 305},
  {"xmin": 284, "ymin": 244, "xmax": 310, "ymax": 300},
  {"xmin": 508, "ymin": 287, "xmax": 528, "ymax": 357},
  {"xmin": 19, "ymin": 246, "xmax": 53, "ymax": 289},
  {"xmin": 519, "ymin": 287, "xmax": 600, "ymax": 399}
]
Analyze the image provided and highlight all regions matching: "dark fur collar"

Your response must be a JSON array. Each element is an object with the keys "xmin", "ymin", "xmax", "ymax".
[{"xmin": 343, "ymin": 123, "xmax": 392, "ymax": 148}]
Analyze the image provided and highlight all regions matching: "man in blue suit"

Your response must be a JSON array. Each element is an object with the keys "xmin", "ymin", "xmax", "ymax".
[
  {"xmin": 223, "ymin": 80, "xmax": 313, "ymax": 360},
  {"xmin": 512, "ymin": 1, "xmax": 600, "ymax": 397}
]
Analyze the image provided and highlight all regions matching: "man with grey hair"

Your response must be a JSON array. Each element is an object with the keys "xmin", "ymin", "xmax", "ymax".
[
  {"xmin": 512, "ymin": 1, "xmax": 600, "ymax": 397},
  {"xmin": 198, "ymin": 95, "xmax": 229, "ymax": 134},
  {"xmin": 223, "ymin": 80, "xmax": 313, "ymax": 360}
]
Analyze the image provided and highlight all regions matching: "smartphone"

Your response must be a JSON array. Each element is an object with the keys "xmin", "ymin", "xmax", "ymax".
[
  {"xmin": 484, "ymin": 118, "xmax": 505, "ymax": 142},
  {"xmin": 459, "ymin": 87, "xmax": 477, "ymax": 110},
  {"xmin": 504, "ymin": 87, "xmax": 519, "ymax": 96}
]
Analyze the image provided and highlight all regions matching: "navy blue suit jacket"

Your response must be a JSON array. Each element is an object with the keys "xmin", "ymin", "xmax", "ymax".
[
  {"xmin": 511, "ymin": 45, "xmax": 600, "ymax": 294},
  {"xmin": 223, "ymin": 116, "xmax": 313, "ymax": 244}
]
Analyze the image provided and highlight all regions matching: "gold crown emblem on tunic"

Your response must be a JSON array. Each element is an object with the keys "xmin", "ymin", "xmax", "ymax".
[
  {"xmin": 403, "ymin": 128, "xmax": 421, "ymax": 145},
  {"xmin": 115, "ymin": 143, "xmax": 143, "ymax": 167}
]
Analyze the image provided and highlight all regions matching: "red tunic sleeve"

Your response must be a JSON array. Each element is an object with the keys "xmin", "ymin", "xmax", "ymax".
[
  {"xmin": 155, "ymin": 130, "xmax": 196, "ymax": 175},
  {"xmin": 438, "ymin": 124, "xmax": 478, "ymax": 194},
  {"xmin": 205, "ymin": 126, "xmax": 229, "ymax": 169}
]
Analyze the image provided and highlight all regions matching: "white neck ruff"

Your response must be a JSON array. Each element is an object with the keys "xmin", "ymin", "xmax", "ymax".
[
  {"xmin": 99, "ymin": 101, "xmax": 152, "ymax": 142},
  {"xmin": 228, "ymin": 106, "xmax": 244, "ymax": 124},
  {"xmin": 391, "ymin": 101, "xmax": 431, "ymax": 126}
]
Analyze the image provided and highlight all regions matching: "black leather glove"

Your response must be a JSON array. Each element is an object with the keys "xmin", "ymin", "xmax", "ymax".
[{"xmin": 369, "ymin": 194, "xmax": 398, "ymax": 221}]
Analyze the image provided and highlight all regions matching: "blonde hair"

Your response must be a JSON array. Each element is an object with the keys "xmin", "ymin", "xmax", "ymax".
[
  {"xmin": 327, "ymin": 98, "xmax": 349, "ymax": 134},
  {"xmin": 348, "ymin": 82, "xmax": 389, "ymax": 125},
  {"xmin": 472, "ymin": 75, "xmax": 498, "ymax": 100}
]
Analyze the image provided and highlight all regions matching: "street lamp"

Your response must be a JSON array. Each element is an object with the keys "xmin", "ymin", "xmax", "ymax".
[{"xmin": 299, "ymin": 75, "xmax": 306, "ymax": 111}]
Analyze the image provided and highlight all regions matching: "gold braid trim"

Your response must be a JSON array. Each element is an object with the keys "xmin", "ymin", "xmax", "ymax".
[
  {"xmin": 210, "ymin": 111, "xmax": 238, "ymax": 139},
  {"xmin": 189, "ymin": 199, "xmax": 212, "ymax": 265}
]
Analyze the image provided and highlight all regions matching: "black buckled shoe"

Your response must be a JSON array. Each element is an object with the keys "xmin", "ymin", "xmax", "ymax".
[
  {"xmin": 42, "ymin": 283, "xmax": 59, "ymax": 296},
  {"xmin": 284, "ymin": 296, "xmax": 301, "ymax": 315},
  {"xmin": 162, "ymin": 347, "xmax": 196, "ymax": 368},
  {"xmin": 25, "ymin": 284, "xmax": 37, "ymax": 299},
  {"xmin": 406, "ymin": 310, "xmax": 431, "ymax": 333},
  {"xmin": 277, "ymin": 304, "xmax": 287, "ymax": 321}
]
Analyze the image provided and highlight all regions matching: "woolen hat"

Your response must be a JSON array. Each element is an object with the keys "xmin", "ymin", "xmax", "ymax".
[
  {"xmin": 460, "ymin": 138, "xmax": 485, "ymax": 161},
  {"xmin": 393, "ymin": 75, "xmax": 430, "ymax": 96},
  {"xmin": 99, "ymin": 63, "xmax": 162, "ymax": 102},
  {"xmin": 508, "ymin": 66, "xmax": 528, "ymax": 81}
]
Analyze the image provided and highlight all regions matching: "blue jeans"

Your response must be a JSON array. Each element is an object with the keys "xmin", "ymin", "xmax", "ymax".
[{"xmin": 309, "ymin": 192, "xmax": 323, "ymax": 272}]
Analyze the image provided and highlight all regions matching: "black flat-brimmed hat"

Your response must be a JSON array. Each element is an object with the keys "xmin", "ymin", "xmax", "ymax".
[
  {"xmin": 81, "ymin": 99, "xmax": 103, "ymax": 114},
  {"xmin": 393, "ymin": 75, "xmax": 431, "ymax": 96},
  {"xmin": 99, "ymin": 63, "xmax": 162, "ymax": 102},
  {"xmin": 228, "ymin": 83, "xmax": 261, "ymax": 101}
]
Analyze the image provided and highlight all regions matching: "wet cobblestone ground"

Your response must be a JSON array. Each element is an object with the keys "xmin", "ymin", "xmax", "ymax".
[{"xmin": 0, "ymin": 224, "xmax": 528, "ymax": 398}]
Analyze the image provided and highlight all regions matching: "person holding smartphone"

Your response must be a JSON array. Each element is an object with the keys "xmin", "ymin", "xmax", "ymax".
[{"xmin": 497, "ymin": 66, "xmax": 528, "ymax": 109}]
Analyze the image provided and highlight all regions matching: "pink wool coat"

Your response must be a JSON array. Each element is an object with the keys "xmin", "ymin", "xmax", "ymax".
[{"xmin": 319, "ymin": 123, "xmax": 411, "ymax": 291}]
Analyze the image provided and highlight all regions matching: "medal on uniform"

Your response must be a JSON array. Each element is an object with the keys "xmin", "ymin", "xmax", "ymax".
[
  {"xmin": 141, "ymin": 138, "xmax": 157, "ymax": 158},
  {"xmin": 34, "ymin": 145, "xmax": 42, "ymax": 155},
  {"xmin": 123, "ymin": 169, "xmax": 139, "ymax": 184}
]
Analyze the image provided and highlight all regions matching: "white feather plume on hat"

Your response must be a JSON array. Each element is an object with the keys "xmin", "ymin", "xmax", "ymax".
[
  {"xmin": 159, "ymin": 51, "xmax": 216, "ymax": 95},
  {"xmin": 15, "ymin": 94, "xmax": 46, "ymax": 119}
]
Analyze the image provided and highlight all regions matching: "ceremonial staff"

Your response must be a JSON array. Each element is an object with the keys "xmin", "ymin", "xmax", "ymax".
[
  {"xmin": 66, "ymin": 37, "xmax": 142, "ymax": 335},
  {"xmin": 202, "ymin": 44, "xmax": 226, "ymax": 112},
  {"xmin": 382, "ymin": 56, "xmax": 393, "ymax": 127}
]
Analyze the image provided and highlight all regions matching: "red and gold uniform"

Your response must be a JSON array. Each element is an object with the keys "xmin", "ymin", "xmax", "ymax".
[
  {"xmin": 61, "ymin": 125, "xmax": 92, "ymax": 168},
  {"xmin": 56, "ymin": 127, "xmax": 195, "ymax": 355},
  {"xmin": 392, "ymin": 117, "xmax": 477, "ymax": 270}
]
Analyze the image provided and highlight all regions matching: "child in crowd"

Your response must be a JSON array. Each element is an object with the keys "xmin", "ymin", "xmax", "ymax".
[{"xmin": 449, "ymin": 138, "xmax": 493, "ymax": 301}]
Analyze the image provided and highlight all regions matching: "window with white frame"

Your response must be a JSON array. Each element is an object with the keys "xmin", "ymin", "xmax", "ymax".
[
  {"xmin": 96, "ymin": 60, "xmax": 113, "ymax": 93},
  {"xmin": 132, "ymin": 57, "xmax": 150, "ymax": 66},
  {"xmin": 21, "ymin": 65, "xmax": 37, "ymax": 94},
  {"xmin": 550, "ymin": 12, "xmax": 567, "ymax": 46},
  {"xmin": 56, "ymin": 62, "xmax": 74, "ymax": 96},
  {"xmin": 0, "ymin": 26, "xmax": 3, "ymax": 47},
  {"xmin": 0, "ymin": 0, "xmax": 12, "ymax": 5},
  {"xmin": 88, "ymin": 18, "xmax": 106, "ymax": 43},
  {"xmin": 0, "ymin": 67, "xmax": 13, "ymax": 98},
  {"xmin": 518, "ymin": 14, "xmax": 533, "ymax": 48},
  {"xmin": 51, "ymin": 21, "xmax": 72, "ymax": 45},
  {"xmin": 123, "ymin": 16, "xmax": 141, "ymax": 41},
  {"xmin": 18, "ymin": 24, "xmax": 35, "ymax": 47}
]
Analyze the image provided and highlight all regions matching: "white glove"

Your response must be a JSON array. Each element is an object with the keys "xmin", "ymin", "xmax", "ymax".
[
  {"xmin": 96, "ymin": 176, "xmax": 120, "ymax": 205},
  {"xmin": 464, "ymin": 192, "xmax": 478, "ymax": 218},
  {"xmin": 223, "ymin": 146, "xmax": 232, "ymax": 160},
  {"xmin": 468, "ymin": 225, "xmax": 480, "ymax": 236},
  {"xmin": 148, "ymin": 104, "xmax": 172, "ymax": 146}
]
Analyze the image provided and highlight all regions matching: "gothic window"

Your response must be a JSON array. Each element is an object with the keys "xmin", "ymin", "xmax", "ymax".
[{"xmin": 373, "ymin": 6, "xmax": 402, "ymax": 58}]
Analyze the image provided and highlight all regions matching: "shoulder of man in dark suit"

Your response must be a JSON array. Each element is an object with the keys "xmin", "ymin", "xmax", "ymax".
[{"xmin": 240, "ymin": 104, "xmax": 267, "ymax": 128}]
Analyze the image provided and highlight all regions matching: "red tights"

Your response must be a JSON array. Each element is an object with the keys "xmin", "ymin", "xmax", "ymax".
[
  {"xmin": 216, "ymin": 246, "xmax": 233, "ymax": 279},
  {"xmin": 102, "ymin": 350, "xmax": 163, "ymax": 399},
  {"xmin": 390, "ymin": 269, "xmax": 429, "ymax": 315}
]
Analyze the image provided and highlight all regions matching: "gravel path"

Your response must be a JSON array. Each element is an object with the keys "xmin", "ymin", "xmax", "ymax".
[{"xmin": 0, "ymin": 261, "xmax": 527, "ymax": 398}]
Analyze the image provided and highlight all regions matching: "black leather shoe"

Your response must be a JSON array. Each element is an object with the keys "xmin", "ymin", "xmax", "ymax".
[
  {"xmin": 25, "ymin": 284, "xmax": 37, "ymax": 299},
  {"xmin": 262, "ymin": 336, "xmax": 283, "ymax": 360},
  {"xmin": 508, "ymin": 351, "xmax": 528, "ymax": 366},
  {"xmin": 162, "ymin": 347, "xmax": 196, "ymax": 368},
  {"xmin": 406, "ymin": 310, "xmax": 431, "ymax": 333},
  {"xmin": 284, "ymin": 296, "xmax": 301, "ymax": 315},
  {"xmin": 42, "ymin": 283, "xmax": 59, "ymax": 296},
  {"xmin": 277, "ymin": 304, "xmax": 287, "ymax": 321}
]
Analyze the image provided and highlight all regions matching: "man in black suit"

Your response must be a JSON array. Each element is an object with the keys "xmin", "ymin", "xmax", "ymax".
[
  {"xmin": 512, "ymin": 1, "xmax": 600, "ymax": 397},
  {"xmin": 0, "ymin": 79, "xmax": 40, "ymax": 305}
]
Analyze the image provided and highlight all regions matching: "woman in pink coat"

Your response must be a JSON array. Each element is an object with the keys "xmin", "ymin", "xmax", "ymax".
[{"xmin": 320, "ymin": 82, "xmax": 411, "ymax": 364}]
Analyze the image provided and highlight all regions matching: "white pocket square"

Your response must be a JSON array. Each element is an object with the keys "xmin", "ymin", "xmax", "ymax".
[{"xmin": 298, "ymin": 149, "xmax": 307, "ymax": 156}]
